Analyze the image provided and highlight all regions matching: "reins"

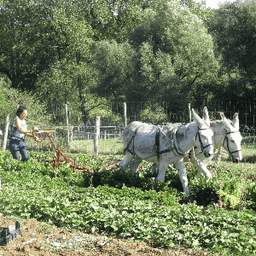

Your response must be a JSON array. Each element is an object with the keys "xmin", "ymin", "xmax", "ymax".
[
  {"xmin": 155, "ymin": 126, "xmax": 185, "ymax": 158},
  {"xmin": 156, "ymin": 125, "xmax": 213, "ymax": 158}
]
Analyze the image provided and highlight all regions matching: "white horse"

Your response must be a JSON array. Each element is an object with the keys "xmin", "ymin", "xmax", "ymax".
[
  {"xmin": 189, "ymin": 112, "xmax": 243, "ymax": 179},
  {"xmin": 119, "ymin": 107, "xmax": 214, "ymax": 196}
]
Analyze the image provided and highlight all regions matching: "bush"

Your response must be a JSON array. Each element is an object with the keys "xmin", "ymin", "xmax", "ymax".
[
  {"xmin": 140, "ymin": 105, "xmax": 168, "ymax": 124},
  {"xmin": 1, "ymin": 86, "xmax": 51, "ymax": 126}
]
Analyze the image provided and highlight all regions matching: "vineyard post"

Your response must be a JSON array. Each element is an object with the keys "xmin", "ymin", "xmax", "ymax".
[
  {"xmin": 94, "ymin": 116, "xmax": 100, "ymax": 155},
  {"xmin": 2, "ymin": 114, "xmax": 10, "ymax": 151}
]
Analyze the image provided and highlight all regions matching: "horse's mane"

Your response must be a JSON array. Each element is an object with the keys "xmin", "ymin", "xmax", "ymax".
[{"xmin": 210, "ymin": 118, "xmax": 235, "ymax": 129}]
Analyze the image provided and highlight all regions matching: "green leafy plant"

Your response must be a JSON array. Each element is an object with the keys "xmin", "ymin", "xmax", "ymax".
[{"xmin": 0, "ymin": 147, "xmax": 256, "ymax": 255}]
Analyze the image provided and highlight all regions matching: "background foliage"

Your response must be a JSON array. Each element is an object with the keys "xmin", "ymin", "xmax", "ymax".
[{"xmin": 0, "ymin": 0, "xmax": 255, "ymax": 125}]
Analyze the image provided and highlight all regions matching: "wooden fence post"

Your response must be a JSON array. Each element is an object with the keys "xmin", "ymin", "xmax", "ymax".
[
  {"xmin": 65, "ymin": 104, "xmax": 69, "ymax": 144},
  {"xmin": 2, "ymin": 114, "xmax": 10, "ymax": 151},
  {"xmin": 188, "ymin": 103, "xmax": 195, "ymax": 157},
  {"xmin": 123, "ymin": 102, "xmax": 127, "ymax": 127},
  {"xmin": 94, "ymin": 116, "xmax": 100, "ymax": 155}
]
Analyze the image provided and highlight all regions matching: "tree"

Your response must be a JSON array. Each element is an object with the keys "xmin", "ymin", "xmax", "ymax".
[
  {"xmin": 91, "ymin": 40, "xmax": 135, "ymax": 102},
  {"xmin": 0, "ymin": 0, "xmax": 93, "ymax": 90},
  {"xmin": 81, "ymin": 0, "xmax": 150, "ymax": 42},
  {"xmin": 206, "ymin": 1, "xmax": 256, "ymax": 102},
  {"xmin": 0, "ymin": 81, "xmax": 50, "ymax": 125},
  {"xmin": 0, "ymin": 76, "xmax": 8, "ymax": 120},
  {"xmin": 128, "ymin": 0, "xmax": 219, "ymax": 110},
  {"xmin": 35, "ymin": 58, "xmax": 94, "ymax": 125}
]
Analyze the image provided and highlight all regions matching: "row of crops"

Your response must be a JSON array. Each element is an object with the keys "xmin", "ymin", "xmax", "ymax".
[{"xmin": 0, "ymin": 147, "xmax": 256, "ymax": 254}]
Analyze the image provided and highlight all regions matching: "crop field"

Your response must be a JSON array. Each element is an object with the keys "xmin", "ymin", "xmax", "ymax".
[{"xmin": 0, "ymin": 145, "xmax": 256, "ymax": 255}]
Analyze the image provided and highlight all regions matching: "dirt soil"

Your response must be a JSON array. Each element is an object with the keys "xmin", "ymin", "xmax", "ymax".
[{"xmin": 0, "ymin": 215, "xmax": 217, "ymax": 256}]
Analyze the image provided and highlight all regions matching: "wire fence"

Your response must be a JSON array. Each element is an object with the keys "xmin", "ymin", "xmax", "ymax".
[
  {"xmin": 42, "ymin": 100, "xmax": 256, "ymax": 127},
  {"xmin": 0, "ymin": 124, "xmax": 125, "ymax": 155},
  {"xmin": 1, "ymin": 123, "xmax": 255, "ymax": 157},
  {"xmin": 1, "ymin": 100, "xmax": 256, "ymax": 155}
]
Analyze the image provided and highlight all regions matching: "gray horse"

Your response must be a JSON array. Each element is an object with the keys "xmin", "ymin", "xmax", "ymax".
[
  {"xmin": 120, "ymin": 107, "xmax": 214, "ymax": 196},
  {"xmin": 189, "ymin": 112, "xmax": 243, "ymax": 179}
]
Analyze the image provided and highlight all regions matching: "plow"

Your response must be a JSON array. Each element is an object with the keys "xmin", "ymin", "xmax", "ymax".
[{"xmin": 31, "ymin": 128, "xmax": 120, "ymax": 174}]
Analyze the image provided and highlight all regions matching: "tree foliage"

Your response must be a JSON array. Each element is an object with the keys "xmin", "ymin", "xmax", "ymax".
[
  {"xmin": 206, "ymin": 1, "xmax": 256, "ymax": 101},
  {"xmin": 0, "ymin": 77, "xmax": 8, "ymax": 120},
  {"xmin": 81, "ymin": 0, "xmax": 150, "ymax": 42},
  {"xmin": 91, "ymin": 40, "xmax": 135, "ymax": 101},
  {"xmin": 0, "ymin": 0, "xmax": 93, "ymax": 90},
  {"xmin": 127, "ymin": 0, "xmax": 219, "ymax": 109},
  {"xmin": 0, "ymin": 81, "xmax": 50, "ymax": 125},
  {"xmin": 0, "ymin": 0, "xmax": 255, "ymax": 124}
]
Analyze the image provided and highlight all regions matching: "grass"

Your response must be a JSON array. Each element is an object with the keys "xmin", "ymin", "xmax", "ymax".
[{"xmin": 0, "ymin": 145, "xmax": 255, "ymax": 255}]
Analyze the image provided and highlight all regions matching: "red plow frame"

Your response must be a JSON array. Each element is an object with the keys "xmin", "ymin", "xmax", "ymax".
[
  {"xmin": 32, "ymin": 129, "xmax": 93, "ymax": 173},
  {"xmin": 31, "ymin": 129, "xmax": 118, "ymax": 173}
]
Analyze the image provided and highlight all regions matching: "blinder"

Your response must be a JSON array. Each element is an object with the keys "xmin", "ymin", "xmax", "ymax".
[
  {"xmin": 195, "ymin": 127, "xmax": 213, "ymax": 153},
  {"xmin": 223, "ymin": 130, "xmax": 242, "ymax": 156}
]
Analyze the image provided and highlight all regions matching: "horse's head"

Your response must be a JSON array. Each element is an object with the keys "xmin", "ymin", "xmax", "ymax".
[
  {"xmin": 192, "ymin": 107, "xmax": 214, "ymax": 158},
  {"xmin": 220, "ymin": 112, "xmax": 243, "ymax": 163}
]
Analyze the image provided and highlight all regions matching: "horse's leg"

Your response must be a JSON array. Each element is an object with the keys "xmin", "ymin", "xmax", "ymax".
[
  {"xmin": 189, "ymin": 154, "xmax": 213, "ymax": 179},
  {"xmin": 156, "ymin": 159, "xmax": 169, "ymax": 182},
  {"xmin": 189, "ymin": 155, "xmax": 203, "ymax": 177},
  {"xmin": 176, "ymin": 160, "xmax": 190, "ymax": 197},
  {"xmin": 196, "ymin": 161, "xmax": 212, "ymax": 179},
  {"xmin": 129, "ymin": 156, "xmax": 142, "ymax": 175},
  {"xmin": 119, "ymin": 152, "xmax": 133, "ymax": 171}
]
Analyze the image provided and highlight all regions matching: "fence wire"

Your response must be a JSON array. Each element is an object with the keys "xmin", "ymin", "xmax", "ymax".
[
  {"xmin": 23, "ymin": 125, "xmax": 124, "ymax": 155},
  {"xmin": 1, "ymin": 105, "xmax": 256, "ymax": 154}
]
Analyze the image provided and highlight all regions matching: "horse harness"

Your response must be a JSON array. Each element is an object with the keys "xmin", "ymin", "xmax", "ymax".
[
  {"xmin": 124, "ymin": 124, "xmax": 213, "ymax": 159},
  {"xmin": 223, "ymin": 130, "xmax": 242, "ymax": 156},
  {"xmin": 155, "ymin": 127, "xmax": 184, "ymax": 158},
  {"xmin": 123, "ymin": 124, "xmax": 143, "ymax": 155}
]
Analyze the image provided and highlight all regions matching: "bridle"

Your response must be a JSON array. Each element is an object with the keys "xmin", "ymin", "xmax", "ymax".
[
  {"xmin": 195, "ymin": 126, "xmax": 213, "ymax": 154},
  {"xmin": 223, "ymin": 130, "xmax": 242, "ymax": 156}
]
